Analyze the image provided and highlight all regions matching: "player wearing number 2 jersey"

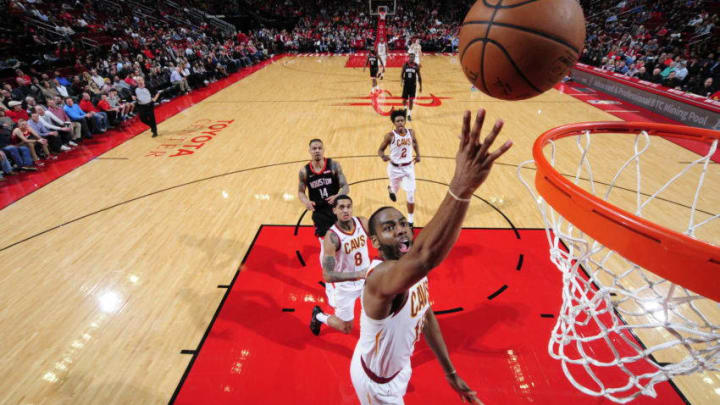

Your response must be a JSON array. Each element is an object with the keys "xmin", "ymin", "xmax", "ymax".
[
  {"xmin": 310, "ymin": 195, "xmax": 370, "ymax": 335},
  {"xmin": 378, "ymin": 109, "xmax": 420, "ymax": 228}
]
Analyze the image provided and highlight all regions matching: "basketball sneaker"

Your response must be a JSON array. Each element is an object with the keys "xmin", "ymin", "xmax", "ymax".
[
  {"xmin": 388, "ymin": 186, "xmax": 396, "ymax": 202},
  {"xmin": 310, "ymin": 305, "xmax": 323, "ymax": 336}
]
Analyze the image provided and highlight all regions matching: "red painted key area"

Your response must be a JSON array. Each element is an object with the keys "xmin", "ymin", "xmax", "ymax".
[{"xmin": 171, "ymin": 226, "xmax": 685, "ymax": 404}]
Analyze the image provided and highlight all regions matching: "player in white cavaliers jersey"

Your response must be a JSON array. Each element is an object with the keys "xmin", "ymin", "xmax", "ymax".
[
  {"xmin": 310, "ymin": 195, "xmax": 371, "ymax": 335},
  {"xmin": 377, "ymin": 41, "xmax": 387, "ymax": 79},
  {"xmin": 378, "ymin": 109, "xmax": 419, "ymax": 227},
  {"xmin": 409, "ymin": 38, "xmax": 422, "ymax": 66},
  {"xmin": 351, "ymin": 109, "xmax": 513, "ymax": 404}
]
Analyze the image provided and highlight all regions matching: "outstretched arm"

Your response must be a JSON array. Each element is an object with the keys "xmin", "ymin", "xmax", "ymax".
[
  {"xmin": 367, "ymin": 109, "xmax": 512, "ymax": 298},
  {"xmin": 378, "ymin": 132, "xmax": 392, "ymax": 161},
  {"xmin": 297, "ymin": 168, "xmax": 315, "ymax": 211},
  {"xmin": 322, "ymin": 231, "xmax": 367, "ymax": 282},
  {"xmin": 326, "ymin": 160, "xmax": 349, "ymax": 205},
  {"xmin": 423, "ymin": 310, "xmax": 482, "ymax": 404}
]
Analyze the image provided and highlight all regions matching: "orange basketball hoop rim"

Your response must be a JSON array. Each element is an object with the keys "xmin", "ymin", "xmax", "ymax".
[{"xmin": 533, "ymin": 121, "xmax": 720, "ymax": 301}]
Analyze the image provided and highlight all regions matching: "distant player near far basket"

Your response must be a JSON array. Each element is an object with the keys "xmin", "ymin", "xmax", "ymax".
[
  {"xmin": 377, "ymin": 41, "xmax": 387, "ymax": 80},
  {"xmin": 351, "ymin": 109, "xmax": 513, "ymax": 404},
  {"xmin": 409, "ymin": 38, "xmax": 422, "ymax": 67},
  {"xmin": 400, "ymin": 54, "xmax": 422, "ymax": 121},
  {"xmin": 378, "ymin": 109, "xmax": 420, "ymax": 228},
  {"xmin": 363, "ymin": 49, "xmax": 385, "ymax": 93},
  {"xmin": 297, "ymin": 138, "xmax": 349, "ymax": 253},
  {"xmin": 310, "ymin": 195, "xmax": 370, "ymax": 336}
]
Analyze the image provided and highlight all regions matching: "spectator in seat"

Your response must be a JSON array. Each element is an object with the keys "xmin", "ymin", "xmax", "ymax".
[
  {"xmin": 11, "ymin": 80, "xmax": 27, "ymax": 100},
  {"xmin": 0, "ymin": 150, "xmax": 13, "ymax": 179},
  {"xmin": 648, "ymin": 68, "xmax": 663, "ymax": 84},
  {"xmin": 54, "ymin": 71, "xmax": 71, "ymax": 87},
  {"xmin": 675, "ymin": 61, "xmax": 689, "ymax": 82},
  {"xmin": 83, "ymin": 72, "xmax": 103, "ymax": 98},
  {"xmin": 170, "ymin": 66, "xmax": 190, "ymax": 94},
  {"xmin": 49, "ymin": 97, "xmax": 83, "ymax": 141},
  {"xmin": 37, "ymin": 105, "xmax": 77, "ymax": 147},
  {"xmin": 0, "ymin": 109, "xmax": 13, "ymax": 128},
  {"xmin": 6, "ymin": 100, "xmax": 29, "ymax": 123},
  {"xmin": 90, "ymin": 69, "xmax": 105, "ymax": 89},
  {"xmin": 0, "ymin": 121, "xmax": 35, "ymax": 171},
  {"xmin": 64, "ymin": 97, "xmax": 97, "ymax": 137},
  {"xmin": 54, "ymin": 79, "xmax": 70, "ymax": 99},
  {"xmin": 78, "ymin": 92, "xmax": 109, "ymax": 132},
  {"xmin": 15, "ymin": 69, "xmax": 31, "ymax": 87},
  {"xmin": 97, "ymin": 94, "xmax": 122, "ymax": 125},
  {"xmin": 24, "ymin": 96, "xmax": 39, "ymax": 115},
  {"xmin": 663, "ymin": 71, "xmax": 681, "ymax": 89},
  {"xmin": 28, "ymin": 111, "xmax": 69, "ymax": 153},
  {"xmin": 691, "ymin": 78, "xmax": 717, "ymax": 98},
  {"xmin": 107, "ymin": 89, "xmax": 134, "ymax": 119},
  {"xmin": 12, "ymin": 119, "xmax": 51, "ymax": 165},
  {"xmin": 40, "ymin": 80, "xmax": 59, "ymax": 101}
]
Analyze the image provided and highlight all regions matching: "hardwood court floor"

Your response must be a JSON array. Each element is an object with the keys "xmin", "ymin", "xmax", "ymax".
[{"xmin": 0, "ymin": 54, "xmax": 717, "ymax": 404}]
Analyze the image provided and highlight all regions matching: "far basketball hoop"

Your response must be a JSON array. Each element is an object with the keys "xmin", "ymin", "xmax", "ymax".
[
  {"xmin": 518, "ymin": 122, "xmax": 720, "ymax": 403},
  {"xmin": 378, "ymin": 6, "xmax": 387, "ymax": 20},
  {"xmin": 369, "ymin": 0, "xmax": 396, "ymax": 16}
]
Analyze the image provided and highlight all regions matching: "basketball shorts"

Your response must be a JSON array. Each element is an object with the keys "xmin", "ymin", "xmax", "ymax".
[
  {"xmin": 370, "ymin": 67, "xmax": 379, "ymax": 78},
  {"xmin": 401, "ymin": 83, "xmax": 416, "ymax": 100},
  {"xmin": 379, "ymin": 54, "xmax": 387, "ymax": 68},
  {"xmin": 312, "ymin": 207, "xmax": 336, "ymax": 237},
  {"xmin": 325, "ymin": 281, "xmax": 363, "ymax": 321},
  {"xmin": 387, "ymin": 163, "xmax": 415, "ymax": 193},
  {"xmin": 350, "ymin": 350, "xmax": 413, "ymax": 405},
  {"xmin": 414, "ymin": 55, "xmax": 420, "ymax": 65}
]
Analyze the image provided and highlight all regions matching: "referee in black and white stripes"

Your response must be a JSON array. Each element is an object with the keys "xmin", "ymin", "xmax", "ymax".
[{"xmin": 134, "ymin": 77, "xmax": 163, "ymax": 138}]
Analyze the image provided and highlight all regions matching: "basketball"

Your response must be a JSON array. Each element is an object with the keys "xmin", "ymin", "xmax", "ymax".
[{"xmin": 458, "ymin": 0, "xmax": 586, "ymax": 100}]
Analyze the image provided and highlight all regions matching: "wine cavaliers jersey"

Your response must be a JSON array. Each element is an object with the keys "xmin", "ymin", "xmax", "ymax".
[
  {"xmin": 353, "ymin": 259, "xmax": 431, "ymax": 380},
  {"xmin": 327, "ymin": 217, "xmax": 369, "ymax": 290},
  {"xmin": 305, "ymin": 158, "xmax": 339, "ymax": 210},
  {"xmin": 389, "ymin": 128, "xmax": 413, "ymax": 164}
]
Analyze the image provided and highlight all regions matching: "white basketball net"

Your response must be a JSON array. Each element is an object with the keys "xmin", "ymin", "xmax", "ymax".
[{"xmin": 518, "ymin": 129, "xmax": 720, "ymax": 403}]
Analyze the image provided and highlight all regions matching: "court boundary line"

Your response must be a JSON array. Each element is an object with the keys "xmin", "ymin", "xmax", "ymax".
[
  {"xmin": 0, "ymin": 54, "xmax": 289, "ymax": 210},
  {"xmin": 168, "ymin": 224, "xmax": 265, "ymax": 404}
]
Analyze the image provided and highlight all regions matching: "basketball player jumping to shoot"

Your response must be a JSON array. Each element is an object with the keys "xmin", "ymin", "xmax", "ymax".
[
  {"xmin": 401, "ymin": 54, "xmax": 422, "ymax": 121},
  {"xmin": 310, "ymin": 195, "xmax": 370, "ymax": 335},
  {"xmin": 378, "ymin": 109, "xmax": 420, "ymax": 228},
  {"xmin": 364, "ymin": 49, "xmax": 385, "ymax": 93},
  {"xmin": 298, "ymin": 138, "xmax": 349, "ymax": 245},
  {"xmin": 351, "ymin": 109, "xmax": 513, "ymax": 404}
]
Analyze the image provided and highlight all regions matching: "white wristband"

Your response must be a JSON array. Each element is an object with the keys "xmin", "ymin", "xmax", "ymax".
[{"xmin": 448, "ymin": 188, "xmax": 471, "ymax": 202}]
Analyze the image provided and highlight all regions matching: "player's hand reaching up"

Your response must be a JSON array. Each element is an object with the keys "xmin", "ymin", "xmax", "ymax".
[
  {"xmin": 446, "ymin": 373, "xmax": 483, "ymax": 404},
  {"xmin": 449, "ymin": 109, "xmax": 512, "ymax": 200}
]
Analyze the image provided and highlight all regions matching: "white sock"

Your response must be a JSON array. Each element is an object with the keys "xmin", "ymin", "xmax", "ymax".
[
  {"xmin": 316, "ymin": 312, "xmax": 329, "ymax": 324},
  {"xmin": 408, "ymin": 213, "xmax": 414, "ymax": 223}
]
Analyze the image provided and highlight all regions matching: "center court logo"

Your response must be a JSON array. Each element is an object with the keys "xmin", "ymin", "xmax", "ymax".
[{"xmin": 335, "ymin": 90, "xmax": 451, "ymax": 116}]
